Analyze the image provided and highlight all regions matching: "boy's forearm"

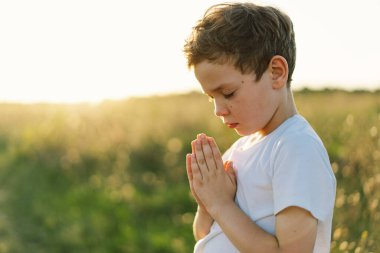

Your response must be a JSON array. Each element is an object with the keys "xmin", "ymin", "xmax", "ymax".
[
  {"xmin": 210, "ymin": 202, "xmax": 280, "ymax": 253},
  {"xmin": 193, "ymin": 206, "xmax": 214, "ymax": 241}
]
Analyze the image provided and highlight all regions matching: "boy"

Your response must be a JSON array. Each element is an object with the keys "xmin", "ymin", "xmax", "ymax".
[{"xmin": 184, "ymin": 2, "xmax": 336, "ymax": 253}]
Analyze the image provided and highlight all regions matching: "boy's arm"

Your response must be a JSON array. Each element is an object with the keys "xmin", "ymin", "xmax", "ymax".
[
  {"xmin": 210, "ymin": 202, "xmax": 317, "ymax": 253},
  {"xmin": 191, "ymin": 134, "xmax": 317, "ymax": 253},
  {"xmin": 193, "ymin": 205, "xmax": 214, "ymax": 241}
]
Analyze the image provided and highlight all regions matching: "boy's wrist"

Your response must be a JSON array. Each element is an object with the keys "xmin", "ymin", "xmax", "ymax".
[
  {"xmin": 197, "ymin": 205, "xmax": 212, "ymax": 217},
  {"xmin": 207, "ymin": 201, "xmax": 236, "ymax": 221}
]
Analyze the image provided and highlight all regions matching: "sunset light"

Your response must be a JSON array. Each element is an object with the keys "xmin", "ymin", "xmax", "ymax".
[{"xmin": 1, "ymin": 0, "xmax": 379, "ymax": 103}]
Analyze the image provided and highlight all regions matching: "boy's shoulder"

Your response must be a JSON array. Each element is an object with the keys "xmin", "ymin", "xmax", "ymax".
[
  {"xmin": 270, "ymin": 114, "xmax": 329, "ymax": 161},
  {"xmin": 274, "ymin": 114, "xmax": 324, "ymax": 148}
]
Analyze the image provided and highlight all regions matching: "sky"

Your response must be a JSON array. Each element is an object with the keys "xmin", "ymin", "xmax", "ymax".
[{"xmin": 1, "ymin": 0, "xmax": 379, "ymax": 103}]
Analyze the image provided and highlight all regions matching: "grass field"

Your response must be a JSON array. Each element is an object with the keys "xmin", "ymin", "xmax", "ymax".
[{"xmin": 0, "ymin": 89, "xmax": 379, "ymax": 253}]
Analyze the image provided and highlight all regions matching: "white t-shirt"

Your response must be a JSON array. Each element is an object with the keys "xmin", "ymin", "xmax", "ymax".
[{"xmin": 194, "ymin": 114, "xmax": 336, "ymax": 253}]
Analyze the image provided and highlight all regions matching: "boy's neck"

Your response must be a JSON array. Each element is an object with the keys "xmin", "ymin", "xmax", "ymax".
[
  {"xmin": 258, "ymin": 89, "xmax": 297, "ymax": 137},
  {"xmin": 285, "ymin": 89, "xmax": 298, "ymax": 116}
]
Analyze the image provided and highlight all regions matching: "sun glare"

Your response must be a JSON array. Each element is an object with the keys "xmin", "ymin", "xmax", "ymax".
[{"xmin": 0, "ymin": 0, "xmax": 379, "ymax": 103}]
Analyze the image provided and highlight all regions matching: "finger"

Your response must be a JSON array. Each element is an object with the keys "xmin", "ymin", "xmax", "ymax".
[
  {"xmin": 225, "ymin": 161, "xmax": 237, "ymax": 185},
  {"xmin": 225, "ymin": 161, "xmax": 235, "ymax": 175},
  {"xmin": 191, "ymin": 138, "xmax": 197, "ymax": 154},
  {"xmin": 186, "ymin": 154, "xmax": 199, "ymax": 199},
  {"xmin": 207, "ymin": 137, "xmax": 224, "ymax": 171},
  {"xmin": 194, "ymin": 138, "xmax": 209, "ymax": 176},
  {"xmin": 191, "ymin": 153, "xmax": 203, "ymax": 180},
  {"xmin": 186, "ymin": 153, "xmax": 193, "ymax": 180},
  {"xmin": 191, "ymin": 136, "xmax": 203, "ymax": 155},
  {"xmin": 191, "ymin": 140, "xmax": 196, "ymax": 155},
  {"xmin": 199, "ymin": 134, "xmax": 217, "ymax": 173}
]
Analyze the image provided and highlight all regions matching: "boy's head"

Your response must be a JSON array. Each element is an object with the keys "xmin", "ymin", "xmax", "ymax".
[{"xmin": 184, "ymin": 2, "xmax": 296, "ymax": 86}]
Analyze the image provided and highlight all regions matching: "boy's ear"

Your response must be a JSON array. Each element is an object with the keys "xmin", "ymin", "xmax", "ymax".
[{"xmin": 269, "ymin": 55, "xmax": 288, "ymax": 89}]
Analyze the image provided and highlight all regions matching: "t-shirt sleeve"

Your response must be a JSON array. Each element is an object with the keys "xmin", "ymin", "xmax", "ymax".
[{"xmin": 271, "ymin": 135, "xmax": 336, "ymax": 221}]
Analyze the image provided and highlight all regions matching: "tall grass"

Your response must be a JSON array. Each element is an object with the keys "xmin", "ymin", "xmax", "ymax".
[{"xmin": 0, "ymin": 89, "xmax": 379, "ymax": 252}]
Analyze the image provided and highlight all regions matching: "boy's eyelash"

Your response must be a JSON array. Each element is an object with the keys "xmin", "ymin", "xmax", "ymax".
[
  {"xmin": 206, "ymin": 92, "xmax": 235, "ymax": 102},
  {"xmin": 223, "ymin": 92, "xmax": 235, "ymax": 99}
]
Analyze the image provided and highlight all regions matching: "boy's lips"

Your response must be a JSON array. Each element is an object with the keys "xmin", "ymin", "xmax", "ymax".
[{"xmin": 226, "ymin": 123, "xmax": 239, "ymax": 128}]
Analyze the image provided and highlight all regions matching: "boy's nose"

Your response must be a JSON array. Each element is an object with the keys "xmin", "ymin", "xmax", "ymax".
[{"xmin": 214, "ymin": 100, "xmax": 229, "ymax": 117}]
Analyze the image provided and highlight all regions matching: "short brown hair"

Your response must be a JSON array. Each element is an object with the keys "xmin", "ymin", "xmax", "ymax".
[{"xmin": 184, "ymin": 2, "xmax": 296, "ymax": 86}]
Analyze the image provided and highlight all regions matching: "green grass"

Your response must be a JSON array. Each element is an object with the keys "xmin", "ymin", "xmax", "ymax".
[{"xmin": 0, "ymin": 89, "xmax": 379, "ymax": 252}]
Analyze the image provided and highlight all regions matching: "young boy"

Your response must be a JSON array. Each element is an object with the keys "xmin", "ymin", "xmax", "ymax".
[{"xmin": 184, "ymin": 2, "xmax": 336, "ymax": 253}]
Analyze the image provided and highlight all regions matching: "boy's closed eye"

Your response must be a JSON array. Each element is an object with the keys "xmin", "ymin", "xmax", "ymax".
[
  {"xmin": 223, "ymin": 91, "xmax": 235, "ymax": 99},
  {"xmin": 206, "ymin": 91, "xmax": 235, "ymax": 102}
]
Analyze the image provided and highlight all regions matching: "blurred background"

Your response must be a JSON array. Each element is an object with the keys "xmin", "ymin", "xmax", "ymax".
[{"xmin": 0, "ymin": 0, "xmax": 379, "ymax": 252}]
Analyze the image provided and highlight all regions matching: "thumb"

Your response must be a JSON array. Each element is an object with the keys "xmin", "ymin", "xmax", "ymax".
[{"xmin": 225, "ymin": 161, "xmax": 236, "ymax": 182}]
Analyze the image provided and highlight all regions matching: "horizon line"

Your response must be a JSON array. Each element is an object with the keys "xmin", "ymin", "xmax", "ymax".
[{"xmin": 1, "ymin": 86, "xmax": 379, "ymax": 105}]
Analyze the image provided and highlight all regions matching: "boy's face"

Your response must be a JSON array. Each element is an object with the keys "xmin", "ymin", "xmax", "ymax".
[{"xmin": 194, "ymin": 60, "xmax": 283, "ymax": 136}]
